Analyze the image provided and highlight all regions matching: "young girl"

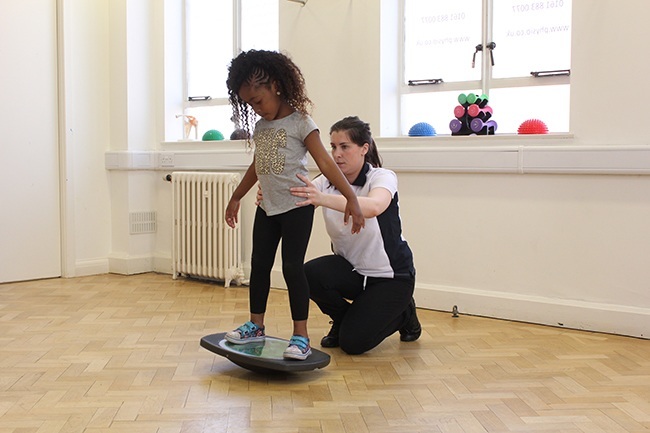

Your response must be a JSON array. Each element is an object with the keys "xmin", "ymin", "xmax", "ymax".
[{"xmin": 223, "ymin": 50, "xmax": 364, "ymax": 360}]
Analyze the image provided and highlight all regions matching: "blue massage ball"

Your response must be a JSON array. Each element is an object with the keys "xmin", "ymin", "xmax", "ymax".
[{"xmin": 408, "ymin": 122, "xmax": 436, "ymax": 137}]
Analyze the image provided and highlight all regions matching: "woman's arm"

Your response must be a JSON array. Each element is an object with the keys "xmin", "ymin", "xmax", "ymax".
[
  {"xmin": 304, "ymin": 131, "xmax": 364, "ymax": 233},
  {"xmin": 292, "ymin": 173, "xmax": 392, "ymax": 218}
]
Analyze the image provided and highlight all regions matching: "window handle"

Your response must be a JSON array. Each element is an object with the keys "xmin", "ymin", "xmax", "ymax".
[
  {"xmin": 530, "ymin": 69, "xmax": 570, "ymax": 77},
  {"xmin": 486, "ymin": 42, "xmax": 496, "ymax": 66},
  {"xmin": 472, "ymin": 44, "xmax": 482, "ymax": 68},
  {"xmin": 408, "ymin": 78, "xmax": 444, "ymax": 86}
]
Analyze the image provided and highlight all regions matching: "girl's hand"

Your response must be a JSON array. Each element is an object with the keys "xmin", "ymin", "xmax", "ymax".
[
  {"xmin": 292, "ymin": 173, "xmax": 364, "ymax": 233},
  {"xmin": 225, "ymin": 198, "xmax": 240, "ymax": 228},
  {"xmin": 346, "ymin": 200, "xmax": 365, "ymax": 234},
  {"xmin": 291, "ymin": 173, "xmax": 322, "ymax": 207}
]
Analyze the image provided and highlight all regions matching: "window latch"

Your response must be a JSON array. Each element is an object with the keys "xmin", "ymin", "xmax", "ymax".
[
  {"xmin": 472, "ymin": 44, "xmax": 482, "ymax": 68},
  {"xmin": 486, "ymin": 42, "xmax": 496, "ymax": 66},
  {"xmin": 408, "ymin": 79, "xmax": 444, "ymax": 86},
  {"xmin": 530, "ymin": 69, "xmax": 571, "ymax": 77}
]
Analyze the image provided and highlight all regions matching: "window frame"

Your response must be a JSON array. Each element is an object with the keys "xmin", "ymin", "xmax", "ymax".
[
  {"xmin": 182, "ymin": 0, "xmax": 240, "ymax": 116},
  {"xmin": 181, "ymin": 0, "xmax": 279, "ymax": 126},
  {"xmin": 398, "ymin": 0, "xmax": 571, "ymax": 134}
]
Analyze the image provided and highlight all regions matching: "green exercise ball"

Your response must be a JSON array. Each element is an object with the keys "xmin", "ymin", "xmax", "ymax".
[{"xmin": 202, "ymin": 129, "xmax": 224, "ymax": 141}]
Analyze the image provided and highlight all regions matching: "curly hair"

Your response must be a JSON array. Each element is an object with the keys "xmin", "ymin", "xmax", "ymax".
[{"xmin": 226, "ymin": 50, "xmax": 313, "ymax": 140}]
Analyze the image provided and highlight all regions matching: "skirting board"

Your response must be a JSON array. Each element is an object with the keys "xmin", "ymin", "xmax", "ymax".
[
  {"xmin": 153, "ymin": 256, "xmax": 250, "ymax": 286},
  {"xmin": 103, "ymin": 259, "xmax": 650, "ymax": 340},
  {"xmin": 153, "ymin": 255, "xmax": 173, "ymax": 275},
  {"xmin": 270, "ymin": 269, "xmax": 650, "ymax": 339},
  {"xmin": 108, "ymin": 254, "xmax": 154, "ymax": 275},
  {"xmin": 74, "ymin": 258, "xmax": 109, "ymax": 277},
  {"xmin": 416, "ymin": 283, "xmax": 650, "ymax": 340}
]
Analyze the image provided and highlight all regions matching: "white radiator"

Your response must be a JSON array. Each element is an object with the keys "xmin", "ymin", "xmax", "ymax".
[{"xmin": 172, "ymin": 172, "xmax": 244, "ymax": 287}]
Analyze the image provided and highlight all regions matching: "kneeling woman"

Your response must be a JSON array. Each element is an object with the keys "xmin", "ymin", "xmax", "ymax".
[{"xmin": 290, "ymin": 116, "xmax": 421, "ymax": 355}]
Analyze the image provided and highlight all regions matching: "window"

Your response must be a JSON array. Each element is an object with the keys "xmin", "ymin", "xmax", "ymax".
[
  {"xmin": 401, "ymin": 0, "xmax": 572, "ymax": 135},
  {"xmin": 183, "ymin": 0, "xmax": 278, "ymax": 140}
]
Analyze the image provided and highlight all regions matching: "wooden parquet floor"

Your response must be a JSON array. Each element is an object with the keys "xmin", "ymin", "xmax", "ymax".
[{"xmin": 1, "ymin": 273, "xmax": 650, "ymax": 433}]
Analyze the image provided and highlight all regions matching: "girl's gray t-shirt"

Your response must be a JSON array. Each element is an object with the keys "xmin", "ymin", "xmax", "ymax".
[{"xmin": 254, "ymin": 112, "xmax": 318, "ymax": 216}]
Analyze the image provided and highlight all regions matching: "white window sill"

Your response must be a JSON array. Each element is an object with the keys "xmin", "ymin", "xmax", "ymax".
[
  {"xmin": 376, "ymin": 134, "xmax": 650, "ymax": 174},
  {"xmin": 105, "ymin": 134, "xmax": 650, "ymax": 175}
]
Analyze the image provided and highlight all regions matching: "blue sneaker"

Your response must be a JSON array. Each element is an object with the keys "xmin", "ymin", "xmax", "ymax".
[
  {"xmin": 225, "ymin": 321, "xmax": 266, "ymax": 344},
  {"xmin": 283, "ymin": 335, "xmax": 312, "ymax": 360}
]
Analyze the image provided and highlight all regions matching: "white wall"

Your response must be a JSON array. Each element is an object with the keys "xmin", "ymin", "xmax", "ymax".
[
  {"xmin": 570, "ymin": 0, "xmax": 649, "ymax": 145},
  {"xmin": 0, "ymin": 0, "xmax": 61, "ymax": 283},
  {"xmin": 57, "ymin": 0, "xmax": 650, "ymax": 338},
  {"xmin": 273, "ymin": 0, "xmax": 650, "ymax": 338},
  {"xmin": 279, "ymin": 0, "xmax": 382, "ymax": 131},
  {"xmin": 58, "ymin": 0, "xmax": 112, "ymax": 276},
  {"xmin": 58, "ymin": 0, "xmax": 163, "ymax": 276}
]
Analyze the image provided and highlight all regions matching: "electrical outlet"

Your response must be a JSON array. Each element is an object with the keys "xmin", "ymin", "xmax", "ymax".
[{"xmin": 160, "ymin": 153, "xmax": 175, "ymax": 167}]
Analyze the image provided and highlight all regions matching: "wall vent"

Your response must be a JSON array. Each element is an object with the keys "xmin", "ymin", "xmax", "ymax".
[{"xmin": 129, "ymin": 211, "xmax": 157, "ymax": 234}]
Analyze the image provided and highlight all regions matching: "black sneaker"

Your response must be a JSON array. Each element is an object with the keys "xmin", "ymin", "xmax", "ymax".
[
  {"xmin": 320, "ymin": 321, "xmax": 340, "ymax": 348},
  {"xmin": 399, "ymin": 298, "xmax": 422, "ymax": 342}
]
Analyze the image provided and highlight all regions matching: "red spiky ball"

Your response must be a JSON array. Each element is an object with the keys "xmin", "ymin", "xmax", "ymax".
[{"xmin": 518, "ymin": 119, "xmax": 548, "ymax": 134}]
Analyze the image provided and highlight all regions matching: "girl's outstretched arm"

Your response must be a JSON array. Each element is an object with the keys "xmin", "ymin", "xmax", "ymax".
[
  {"xmin": 304, "ymin": 130, "xmax": 364, "ymax": 233},
  {"xmin": 225, "ymin": 159, "xmax": 258, "ymax": 228}
]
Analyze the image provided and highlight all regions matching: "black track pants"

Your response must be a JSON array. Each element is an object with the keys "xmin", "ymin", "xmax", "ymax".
[{"xmin": 305, "ymin": 254, "xmax": 415, "ymax": 354}]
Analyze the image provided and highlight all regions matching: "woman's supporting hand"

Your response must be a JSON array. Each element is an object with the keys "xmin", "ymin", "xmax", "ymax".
[
  {"xmin": 291, "ymin": 173, "xmax": 364, "ymax": 234},
  {"xmin": 290, "ymin": 173, "xmax": 322, "ymax": 207}
]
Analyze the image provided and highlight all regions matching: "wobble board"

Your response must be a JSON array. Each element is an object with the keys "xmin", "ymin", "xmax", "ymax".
[{"xmin": 200, "ymin": 332, "xmax": 331, "ymax": 373}]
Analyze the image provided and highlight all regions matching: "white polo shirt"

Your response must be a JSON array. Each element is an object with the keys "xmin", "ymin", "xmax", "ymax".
[{"xmin": 312, "ymin": 163, "xmax": 414, "ymax": 279}]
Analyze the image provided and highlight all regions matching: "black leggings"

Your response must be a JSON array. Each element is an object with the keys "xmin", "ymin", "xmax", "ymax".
[
  {"xmin": 249, "ymin": 205, "xmax": 314, "ymax": 321},
  {"xmin": 305, "ymin": 254, "xmax": 415, "ymax": 355}
]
